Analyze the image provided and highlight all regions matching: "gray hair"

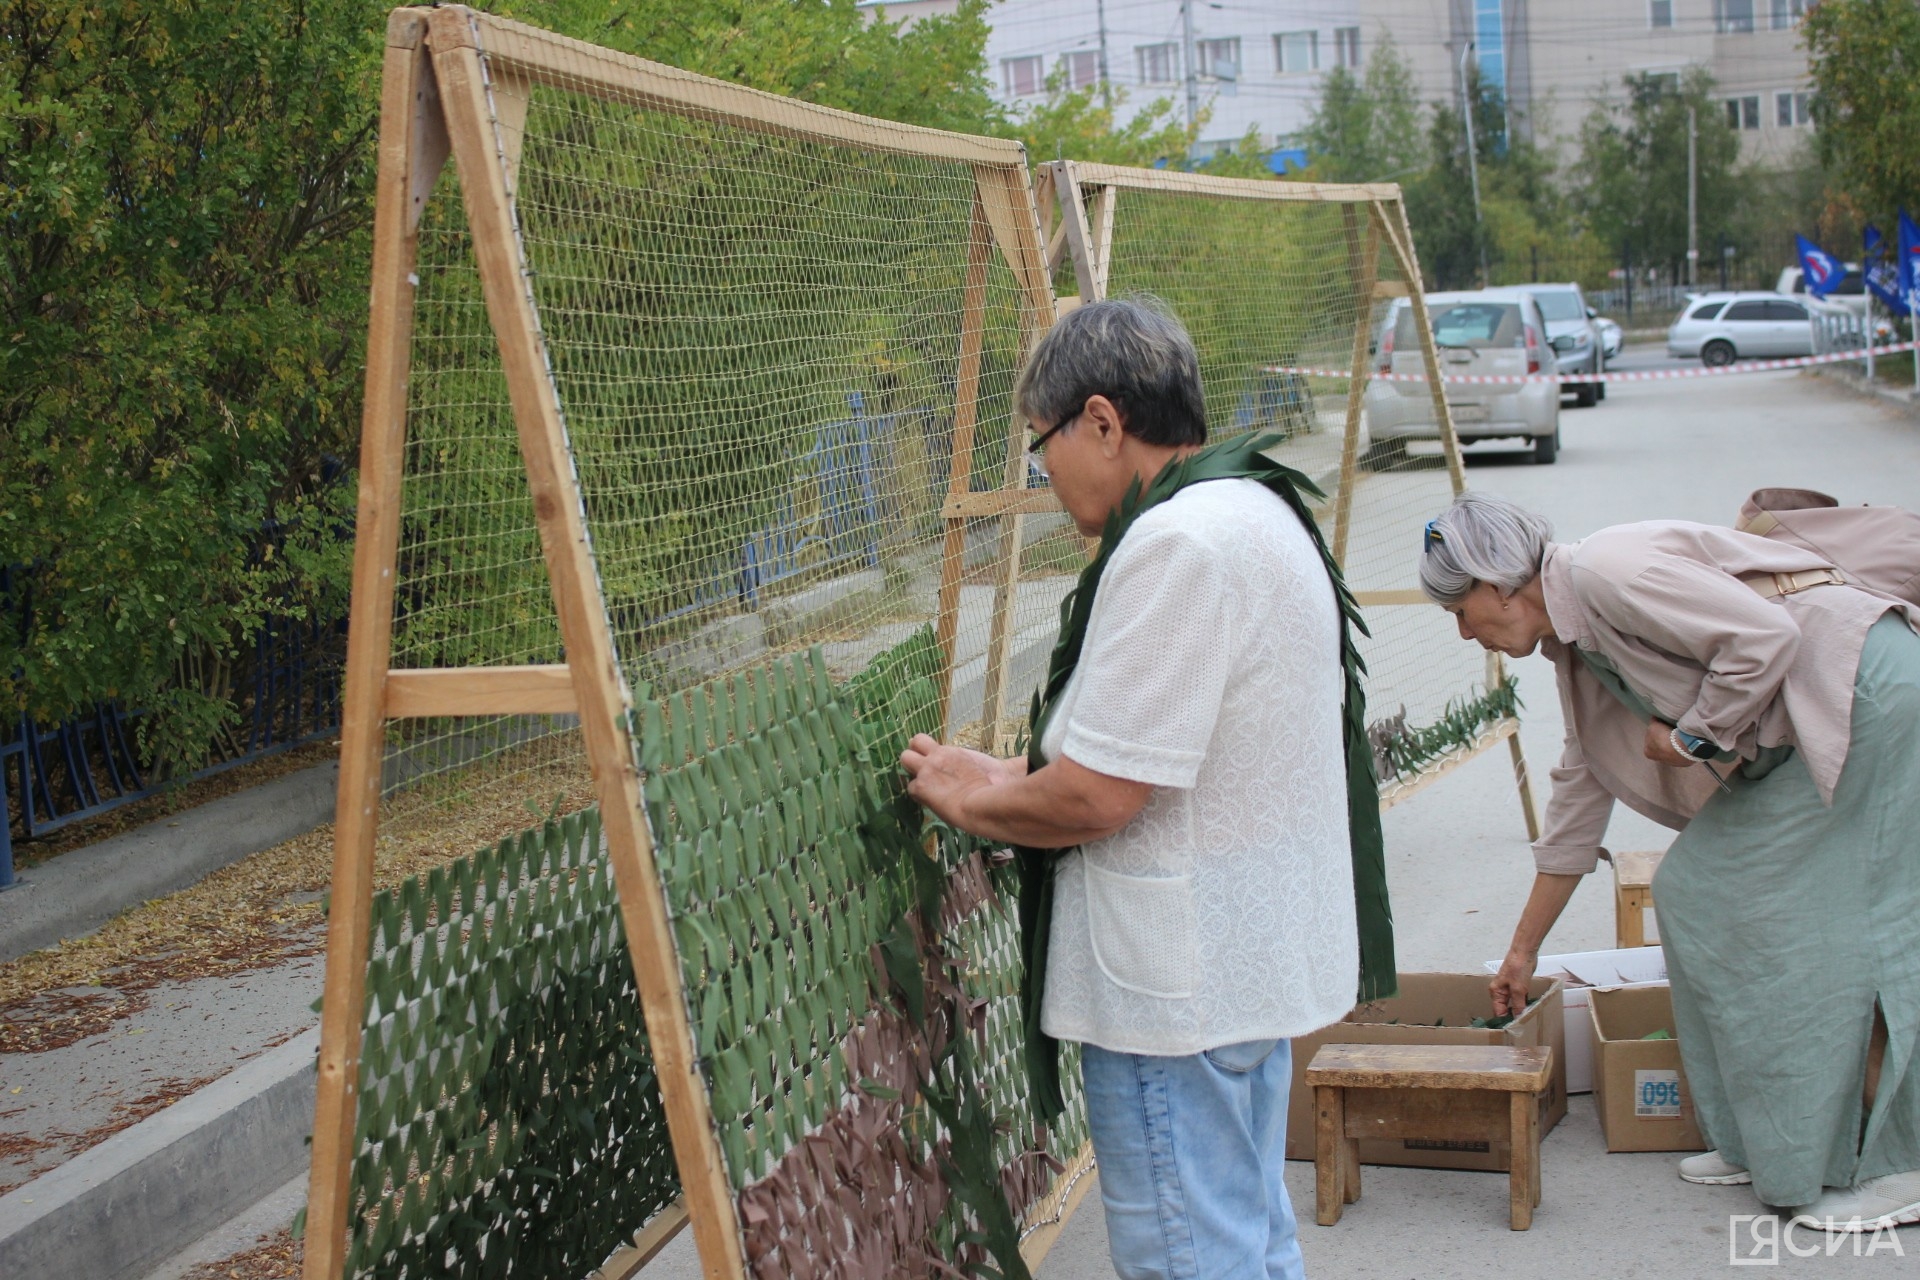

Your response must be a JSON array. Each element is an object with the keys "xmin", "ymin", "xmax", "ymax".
[
  {"xmin": 1013, "ymin": 295, "xmax": 1207, "ymax": 446},
  {"xmin": 1417, "ymin": 492, "xmax": 1554, "ymax": 605}
]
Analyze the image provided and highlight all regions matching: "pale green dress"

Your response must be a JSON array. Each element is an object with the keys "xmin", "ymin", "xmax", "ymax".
[{"xmin": 1583, "ymin": 615, "xmax": 1920, "ymax": 1207}]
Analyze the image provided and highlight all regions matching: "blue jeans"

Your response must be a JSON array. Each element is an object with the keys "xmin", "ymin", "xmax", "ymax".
[{"xmin": 1081, "ymin": 1038, "xmax": 1305, "ymax": 1280}]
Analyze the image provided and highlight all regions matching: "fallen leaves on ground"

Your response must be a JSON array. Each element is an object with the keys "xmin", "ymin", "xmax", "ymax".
[
  {"xmin": 1, "ymin": 742, "xmax": 597, "ymax": 1053},
  {"xmin": 182, "ymin": 1228, "xmax": 301, "ymax": 1280}
]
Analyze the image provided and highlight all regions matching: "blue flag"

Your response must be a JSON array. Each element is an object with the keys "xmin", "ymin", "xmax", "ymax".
[
  {"xmin": 1796, "ymin": 234, "xmax": 1843, "ymax": 297},
  {"xmin": 1899, "ymin": 209, "xmax": 1920, "ymax": 312},
  {"xmin": 1865, "ymin": 224, "xmax": 1906, "ymax": 315}
]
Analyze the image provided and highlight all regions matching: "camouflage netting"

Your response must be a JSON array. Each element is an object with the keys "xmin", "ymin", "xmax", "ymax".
[{"xmin": 345, "ymin": 637, "xmax": 1086, "ymax": 1279}]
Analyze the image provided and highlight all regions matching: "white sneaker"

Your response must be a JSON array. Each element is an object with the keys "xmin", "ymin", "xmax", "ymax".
[
  {"xmin": 1791, "ymin": 1169, "xmax": 1920, "ymax": 1232},
  {"xmin": 1678, "ymin": 1150, "xmax": 1752, "ymax": 1185}
]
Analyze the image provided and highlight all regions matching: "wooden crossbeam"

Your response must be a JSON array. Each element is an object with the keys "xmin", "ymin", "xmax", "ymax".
[
  {"xmin": 383, "ymin": 665, "xmax": 578, "ymax": 717},
  {"xmin": 942, "ymin": 489, "xmax": 1064, "ymax": 520}
]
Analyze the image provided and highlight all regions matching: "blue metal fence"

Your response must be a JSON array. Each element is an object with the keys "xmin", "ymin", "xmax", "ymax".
[{"xmin": 0, "ymin": 601, "xmax": 346, "ymax": 887}]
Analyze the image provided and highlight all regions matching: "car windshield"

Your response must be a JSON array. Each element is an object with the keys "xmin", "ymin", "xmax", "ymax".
[
  {"xmin": 1402, "ymin": 302, "xmax": 1522, "ymax": 349},
  {"xmin": 1528, "ymin": 290, "xmax": 1584, "ymax": 321}
]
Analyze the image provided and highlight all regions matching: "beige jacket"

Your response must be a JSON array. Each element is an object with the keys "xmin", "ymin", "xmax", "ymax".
[{"xmin": 1532, "ymin": 521, "xmax": 1914, "ymax": 875}]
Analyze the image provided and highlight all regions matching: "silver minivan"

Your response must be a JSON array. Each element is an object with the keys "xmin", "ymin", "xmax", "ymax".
[
  {"xmin": 1667, "ymin": 292, "xmax": 1816, "ymax": 366},
  {"xmin": 1365, "ymin": 289, "xmax": 1562, "ymax": 465},
  {"xmin": 1519, "ymin": 283, "xmax": 1606, "ymax": 407}
]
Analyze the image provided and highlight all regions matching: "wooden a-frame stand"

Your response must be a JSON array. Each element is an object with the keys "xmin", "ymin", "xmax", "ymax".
[
  {"xmin": 1037, "ymin": 161, "xmax": 1540, "ymax": 837},
  {"xmin": 305, "ymin": 9, "xmax": 1067, "ymax": 1280}
]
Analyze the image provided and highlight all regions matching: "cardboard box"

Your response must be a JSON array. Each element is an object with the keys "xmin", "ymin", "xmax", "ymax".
[
  {"xmin": 1590, "ymin": 984, "xmax": 1706, "ymax": 1153},
  {"xmin": 1284, "ymin": 972, "xmax": 1567, "ymax": 1172},
  {"xmin": 1485, "ymin": 947, "xmax": 1670, "ymax": 1094}
]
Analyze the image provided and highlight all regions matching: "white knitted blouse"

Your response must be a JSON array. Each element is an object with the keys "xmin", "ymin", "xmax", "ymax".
[{"xmin": 1038, "ymin": 477, "xmax": 1358, "ymax": 1056}]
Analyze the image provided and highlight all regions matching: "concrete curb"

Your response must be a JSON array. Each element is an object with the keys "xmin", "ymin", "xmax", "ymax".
[
  {"xmin": 1808, "ymin": 362, "xmax": 1920, "ymax": 414},
  {"xmin": 0, "ymin": 1027, "xmax": 317, "ymax": 1280},
  {"xmin": 0, "ymin": 761, "xmax": 338, "ymax": 963}
]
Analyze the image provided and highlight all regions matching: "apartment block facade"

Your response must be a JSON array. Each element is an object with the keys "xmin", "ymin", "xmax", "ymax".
[{"xmin": 860, "ymin": 0, "xmax": 1816, "ymax": 167}]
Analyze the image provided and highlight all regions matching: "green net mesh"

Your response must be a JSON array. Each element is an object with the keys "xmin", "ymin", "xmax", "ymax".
[{"xmin": 1062, "ymin": 172, "xmax": 1516, "ymax": 780}]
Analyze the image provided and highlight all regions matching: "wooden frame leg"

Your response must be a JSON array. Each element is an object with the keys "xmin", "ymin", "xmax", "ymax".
[
  {"xmin": 1344, "ymin": 1134, "xmax": 1362, "ymax": 1205},
  {"xmin": 1509, "ymin": 1091, "xmax": 1540, "ymax": 1230},
  {"xmin": 1315, "ymin": 1085, "xmax": 1349, "ymax": 1226}
]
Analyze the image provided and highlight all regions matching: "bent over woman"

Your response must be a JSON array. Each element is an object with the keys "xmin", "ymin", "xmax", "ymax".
[{"xmin": 1418, "ymin": 492, "xmax": 1920, "ymax": 1230}]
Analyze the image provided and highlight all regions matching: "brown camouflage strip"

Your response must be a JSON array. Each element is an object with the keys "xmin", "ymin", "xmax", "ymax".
[{"xmin": 735, "ymin": 851, "xmax": 1073, "ymax": 1279}]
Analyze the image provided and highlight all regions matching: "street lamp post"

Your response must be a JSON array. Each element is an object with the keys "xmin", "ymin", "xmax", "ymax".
[{"xmin": 1459, "ymin": 42, "xmax": 1487, "ymax": 287}]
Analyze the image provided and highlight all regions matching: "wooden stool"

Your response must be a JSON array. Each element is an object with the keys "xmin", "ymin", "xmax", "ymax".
[
  {"xmin": 1306, "ymin": 1043, "xmax": 1553, "ymax": 1231},
  {"xmin": 1612, "ymin": 848, "xmax": 1665, "ymax": 947}
]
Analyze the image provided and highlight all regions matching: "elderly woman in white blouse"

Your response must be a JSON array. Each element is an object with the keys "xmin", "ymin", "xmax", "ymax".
[
  {"xmin": 1419, "ymin": 491, "xmax": 1920, "ymax": 1232},
  {"xmin": 902, "ymin": 299, "xmax": 1369, "ymax": 1280}
]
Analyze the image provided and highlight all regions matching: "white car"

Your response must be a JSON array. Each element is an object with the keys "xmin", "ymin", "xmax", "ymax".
[
  {"xmin": 1518, "ymin": 283, "xmax": 1605, "ymax": 407},
  {"xmin": 1667, "ymin": 292, "xmax": 1817, "ymax": 366},
  {"xmin": 1777, "ymin": 263, "xmax": 1871, "ymax": 320},
  {"xmin": 1594, "ymin": 316, "xmax": 1623, "ymax": 360},
  {"xmin": 1365, "ymin": 289, "xmax": 1562, "ymax": 465}
]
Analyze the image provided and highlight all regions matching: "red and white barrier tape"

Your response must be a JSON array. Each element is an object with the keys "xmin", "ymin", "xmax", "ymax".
[{"xmin": 1262, "ymin": 340, "xmax": 1917, "ymax": 386}]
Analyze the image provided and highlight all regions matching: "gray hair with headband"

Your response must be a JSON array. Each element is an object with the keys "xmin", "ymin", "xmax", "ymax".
[{"xmin": 1418, "ymin": 492, "xmax": 1555, "ymax": 606}]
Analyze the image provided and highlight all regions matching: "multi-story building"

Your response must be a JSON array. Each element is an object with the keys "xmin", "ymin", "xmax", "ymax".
[
  {"xmin": 861, "ymin": 0, "xmax": 1366, "ymax": 161},
  {"xmin": 1353, "ymin": 0, "xmax": 1815, "ymax": 165},
  {"xmin": 859, "ymin": 1, "xmax": 1815, "ymax": 167}
]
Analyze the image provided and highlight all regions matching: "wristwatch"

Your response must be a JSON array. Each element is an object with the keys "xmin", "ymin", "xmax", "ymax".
[{"xmin": 1669, "ymin": 727, "xmax": 1718, "ymax": 761}]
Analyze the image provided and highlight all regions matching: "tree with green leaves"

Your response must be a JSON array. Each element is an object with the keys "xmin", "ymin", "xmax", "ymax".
[
  {"xmin": 1402, "ymin": 71, "xmax": 1565, "ymax": 289},
  {"xmin": 1005, "ymin": 66, "xmax": 1193, "ymax": 170},
  {"xmin": 0, "ymin": 0, "xmax": 1008, "ymax": 775},
  {"xmin": 1804, "ymin": 0, "xmax": 1920, "ymax": 224},
  {"xmin": 1297, "ymin": 34, "xmax": 1426, "ymax": 185},
  {"xmin": 1571, "ymin": 69, "xmax": 1739, "ymax": 275}
]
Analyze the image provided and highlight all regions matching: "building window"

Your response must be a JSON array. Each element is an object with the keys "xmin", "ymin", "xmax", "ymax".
[
  {"xmin": 1197, "ymin": 37, "xmax": 1241, "ymax": 81},
  {"xmin": 1726, "ymin": 95, "xmax": 1760, "ymax": 129},
  {"xmin": 1716, "ymin": 0, "xmax": 1755, "ymax": 32},
  {"xmin": 1002, "ymin": 55, "xmax": 1045, "ymax": 97},
  {"xmin": 1650, "ymin": 0, "xmax": 1673, "ymax": 27},
  {"xmin": 1062, "ymin": 50, "xmax": 1100, "ymax": 90},
  {"xmin": 1275, "ymin": 31, "xmax": 1319, "ymax": 74},
  {"xmin": 1334, "ymin": 27, "xmax": 1362, "ymax": 68},
  {"xmin": 1770, "ymin": 0, "xmax": 1805, "ymax": 28},
  {"xmin": 1646, "ymin": 70, "xmax": 1681, "ymax": 96},
  {"xmin": 1775, "ymin": 90, "xmax": 1811, "ymax": 126},
  {"xmin": 1473, "ymin": 0, "xmax": 1507, "ymax": 99},
  {"xmin": 1138, "ymin": 42, "xmax": 1180, "ymax": 85}
]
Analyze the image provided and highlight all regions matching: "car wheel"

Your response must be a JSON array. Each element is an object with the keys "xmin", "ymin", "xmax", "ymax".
[
  {"xmin": 1574, "ymin": 381, "xmax": 1597, "ymax": 408},
  {"xmin": 1360, "ymin": 439, "xmax": 1409, "ymax": 471},
  {"xmin": 1533, "ymin": 427, "xmax": 1559, "ymax": 465},
  {"xmin": 1702, "ymin": 340, "xmax": 1736, "ymax": 368}
]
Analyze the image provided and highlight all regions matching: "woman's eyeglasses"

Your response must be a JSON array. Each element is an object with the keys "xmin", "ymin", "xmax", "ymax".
[{"xmin": 1030, "ymin": 408, "xmax": 1081, "ymax": 456}]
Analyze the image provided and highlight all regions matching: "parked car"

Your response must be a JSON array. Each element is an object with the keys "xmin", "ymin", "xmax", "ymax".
[
  {"xmin": 1594, "ymin": 315, "xmax": 1623, "ymax": 360},
  {"xmin": 1777, "ymin": 263, "xmax": 1871, "ymax": 320},
  {"xmin": 1667, "ymin": 291, "xmax": 1819, "ymax": 366},
  {"xmin": 1518, "ymin": 283, "xmax": 1606, "ymax": 406},
  {"xmin": 1365, "ymin": 289, "xmax": 1562, "ymax": 465}
]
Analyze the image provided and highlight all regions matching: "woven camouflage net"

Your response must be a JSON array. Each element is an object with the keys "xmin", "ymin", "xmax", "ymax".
[
  {"xmin": 1042, "ymin": 163, "xmax": 1524, "ymax": 798},
  {"xmin": 645, "ymin": 640, "xmax": 1088, "ymax": 1275},
  {"xmin": 346, "ymin": 807, "xmax": 679, "ymax": 1277}
]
